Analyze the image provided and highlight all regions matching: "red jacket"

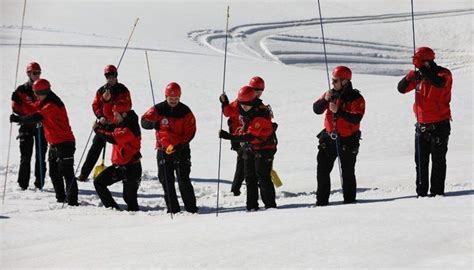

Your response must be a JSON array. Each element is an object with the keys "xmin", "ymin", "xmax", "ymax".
[
  {"xmin": 11, "ymin": 81, "xmax": 39, "ymax": 116},
  {"xmin": 34, "ymin": 92, "xmax": 75, "ymax": 145},
  {"xmin": 398, "ymin": 65, "xmax": 452, "ymax": 124},
  {"xmin": 96, "ymin": 111, "xmax": 141, "ymax": 165},
  {"xmin": 313, "ymin": 85, "xmax": 365, "ymax": 138},
  {"xmin": 92, "ymin": 83, "xmax": 132, "ymax": 121},
  {"xmin": 237, "ymin": 104, "xmax": 277, "ymax": 151},
  {"xmin": 141, "ymin": 101, "xmax": 196, "ymax": 150},
  {"xmin": 223, "ymin": 99, "xmax": 242, "ymax": 134}
]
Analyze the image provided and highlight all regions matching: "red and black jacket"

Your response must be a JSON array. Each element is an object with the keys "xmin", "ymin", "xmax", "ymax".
[
  {"xmin": 222, "ymin": 99, "xmax": 242, "ymax": 135},
  {"xmin": 230, "ymin": 101, "xmax": 278, "ymax": 151},
  {"xmin": 95, "ymin": 110, "xmax": 141, "ymax": 165},
  {"xmin": 17, "ymin": 91, "xmax": 75, "ymax": 145},
  {"xmin": 11, "ymin": 81, "xmax": 39, "ymax": 117},
  {"xmin": 397, "ymin": 62, "xmax": 452, "ymax": 124},
  {"xmin": 141, "ymin": 101, "xmax": 196, "ymax": 150},
  {"xmin": 313, "ymin": 82, "xmax": 365, "ymax": 138},
  {"xmin": 92, "ymin": 82, "xmax": 132, "ymax": 121}
]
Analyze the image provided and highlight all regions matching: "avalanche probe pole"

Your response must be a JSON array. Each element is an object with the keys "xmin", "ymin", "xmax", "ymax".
[
  {"xmin": 3, "ymin": 0, "xmax": 28, "ymax": 204},
  {"xmin": 145, "ymin": 50, "xmax": 174, "ymax": 219},
  {"xmin": 317, "ymin": 0, "xmax": 344, "ymax": 190},
  {"xmin": 216, "ymin": 6, "xmax": 230, "ymax": 217}
]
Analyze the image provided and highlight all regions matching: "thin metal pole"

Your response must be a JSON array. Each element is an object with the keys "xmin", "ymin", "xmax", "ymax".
[
  {"xmin": 145, "ymin": 50, "xmax": 174, "ymax": 219},
  {"xmin": 3, "ymin": 0, "xmax": 28, "ymax": 204},
  {"xmin": 216, "ymin": 6, "xmax": 230, "ymax": 217},
  {"xmin": 117, "ymin": 17, "xmax": 139, "ymax": 69}
]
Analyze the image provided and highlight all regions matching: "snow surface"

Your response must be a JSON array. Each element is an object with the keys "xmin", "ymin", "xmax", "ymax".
[{"xmin": 0, "ymin": 0, "xmax": 473, "ymax": 269}]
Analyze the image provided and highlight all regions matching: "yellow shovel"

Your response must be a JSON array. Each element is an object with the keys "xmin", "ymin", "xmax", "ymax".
[
  {"xmin": 271, "ymin": 169, "xmax": 283, "ymax": 188},
  {"xmin": 93, "ymin": 145, "xmax": 107, "ymax": 180}
]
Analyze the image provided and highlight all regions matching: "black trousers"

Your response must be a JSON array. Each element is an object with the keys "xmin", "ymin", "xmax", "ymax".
[
  {"xmin": 17, "ymin": 124, "xmax": 47, "ymax": 189},
  {"xmin": 94, "ymin": 162, "xmax": 142, "ymax": 211},
  {"xmin": 415, "ymin": 120, "xmax": 450, "ymax": 196},
  {"xmin": 48, "ymin": 142, "xmax": 78, "ymax": 205},
  {"xmin": 157, "ymin": 147, "xmax": 197, "ymax": 213},
  {"xmin": 243, "ymin": 148, "xmax": 277, "ymax": 210},
  {"xmin": 316, "ymin": 131, "xmax": 360, "ymax": 205},
  {"xmin": 230, "ymin": 143, "xmax": 245, "ymax": 195},
  {"xmin": 80, "ymin": 133, "xmax": 107, "ymax": 179}
]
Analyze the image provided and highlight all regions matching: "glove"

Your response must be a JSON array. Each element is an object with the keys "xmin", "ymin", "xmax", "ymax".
[
  {"xmin": 406, "ymin": 70, "xmax": 421, "ymax": 82},
  {"xmin": 154, "ymin": 121, "xmax": 160, "ymax": 130},
  {"xmin": 165, "ymin": 144, "xmax": 175, "ymax": 155},
  {"xmin": 219, "ymin": 94, "xmax": 229, "ymax": 105},
  {"xmin": 219, "ymin": 130, "xmax": 232, "ymax": 140},
  {"xmin": 10, "ymin": 114, "xmax": 20, "ymax": 123}
]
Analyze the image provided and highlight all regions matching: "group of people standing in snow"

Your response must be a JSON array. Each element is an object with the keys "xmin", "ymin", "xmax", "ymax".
[{"xmin": 9, "ymin": 46, "xmax": 453, "ymax": 212}]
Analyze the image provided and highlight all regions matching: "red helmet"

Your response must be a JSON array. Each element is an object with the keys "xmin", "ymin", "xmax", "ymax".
[
  {"xmin": 26, "ymin": 62, "xmax": 41, "ymax": 72},
  {"xmin": 237, "ymin": 86, "xmax": 256, "ymax": 103},
  {"xmin": 249, "ymin": 76, "xmax": 265, "ymax": 91},
  {"xmin": 112, "ymin": 102, "xmax": 131, "ymax": 113},
  {"xmin": 332, "ymin": 66, "xmax": 352, "ymax": 80},
  {"xmin": 32, "ymin": 79, "xmax": 51, "ymax": 92},
  {"xmin": 104, "ymin": 64, "xmax": 117, "ymax": 75},
  {"xmin": 165, "ymin": 82, "xmax": 181, "ymax": 97},
  {"xmin": 414, "ymin": 47, "xmax": 435, "ymax": 61}
]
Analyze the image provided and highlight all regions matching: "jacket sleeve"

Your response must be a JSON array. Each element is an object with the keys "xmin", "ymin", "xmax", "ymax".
[
  {"xmin": 397, "ymin": 73, "xmax": 417, "ymax": 94},
  {"xmin": 313, "ymin": 94, "xmax": 328, "ymax": 114},
  {"xmin": 141, "ymin": 106, "xmax": 159, "ymax": 130},
  {"xmin": 223, "ymin": 100, "xmax": 238, "ymax": 118},
  {"xmin": 247, "ymin": 117, "xmax": 274, "ymax": 138},
  {"xmin": 95, "ymin": 128, "xmax": 116, "ymax": 144},
  {"xmin": 180, "ymin": 111, "xmax": 197, "ymax": 144},
  {"xmin": 11, "ymin": 91, "xmax": 23, "ymax": 115},
  {"xmin": 336, "ymin": 96, "xmax": 365, "ymax": 124},
  {"xmin": 92, "ymin": 90, "xmax": 104, "ymax": 118}
]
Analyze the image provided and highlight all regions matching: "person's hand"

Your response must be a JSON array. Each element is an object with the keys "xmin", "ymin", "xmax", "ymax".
[
  {"xmin": 219, "ymin": 130, "xmax": 232, "ymax": 140},
  {"xmin": 9, "ymin": 114, "xmax": 20, "ymax": 123},
  {"xmin": 329, "ymin": 102, "xmax": 338, "ymax": 113},
  {"xmin": 92, "ymin": 121, "xmax": 100, "ymax": 131},
  {"xmin": 165, "ymin": 144, "xmax": 175, "ymax": 155},
  {"xmin": 102, "ymin": 89, "xmax": 111, "ymax": 101},
  {"xmin": 324, "ymin": 90, "xmax": 333, "ymax": 101},
  {"xmin": 99, "ymin": 117, "xmax": 107, "ymax": 125},
  {"xmin": 219, "ymin": 94, "xmax": 229, "ymax": 105}
]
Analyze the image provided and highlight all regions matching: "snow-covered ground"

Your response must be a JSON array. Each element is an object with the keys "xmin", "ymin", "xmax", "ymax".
[{"xmin": 0, "ymin": 0, "xmax": 472, "ymax": 269}]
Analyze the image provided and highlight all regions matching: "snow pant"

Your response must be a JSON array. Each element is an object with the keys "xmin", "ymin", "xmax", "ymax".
[
  {"xmin": 243, "ymin": 148, "xmax": 277, "ymax": 210},
  {"xmin": 79, "ymin": 133, "xmax": 107, "ymax": 179},
  {"xmin": 94, "ymin": 162, "xmax": 142, "ymax": 211},
  {"xmin": 17, "ymin": 123, "xmax": 47, "ymax": 189},
  {"xmin": 157, "ymin": 146, "xmax": 198, "ymax": 214},
  {"xmin": 415, "ymin": 120, "xmax": 450, "ymax": 196},
  {"xmin": 316, "ymin": 130, "xmax": 360, "ymax": 205},
  {"xmin": 230, "ymin": 142, "xmax": 245, "ymax": 195},
  {"xmin": 48, "ymin": 141, "xmax": 78, "ymax": 205}
]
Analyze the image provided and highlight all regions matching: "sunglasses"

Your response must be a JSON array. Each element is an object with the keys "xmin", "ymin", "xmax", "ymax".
[
  {"xmin": 105, "ymin": 72, "xmax": 117, "ymax": 78},
  {"xmin": 30, "ymin": 71, "xmax": 41, "ymax": 76},
  {"xmin": 332, "ymin": 78, "xmax": 340, "ymax": 83}
]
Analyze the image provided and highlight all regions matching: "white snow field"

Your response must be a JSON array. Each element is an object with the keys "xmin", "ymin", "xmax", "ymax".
[{"xmin": 0, "ymin": 0, "xmax": 473, "ymax": 269}]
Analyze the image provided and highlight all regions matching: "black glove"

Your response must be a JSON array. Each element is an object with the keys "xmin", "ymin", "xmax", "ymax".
[
  {"xmin": 154, "ymin": 121, "xmax": 160, "ymax": 130},
  {"xmin": 219, "ymin": 94, "xmax": 229, "ymax": 105},
  {"xmin": 10, "ymin": 114, "xmax": 20, "ymax": 123},
  {"xmin": 219, "ymin": 130, "xmax": 232, "ymax": 140}
]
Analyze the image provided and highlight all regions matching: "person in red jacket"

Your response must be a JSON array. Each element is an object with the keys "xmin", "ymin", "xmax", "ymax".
[
  {"xmin": 78, "ymin": 65, "xmax": 132, "ymax": 182},
  {"xmin": 10, "ymin": 79, "xmax": 78, "ymax": 206},
  {"xmin": 10, "ymin": 62, "xmax": 47, "ymax": 190},
  {"xmin": 397, "ymin": 47, "xmax": 452, "ymax": 197},
  {"xmin": 219, "ymin": 86, "xmax": 278, "ymax": 211},
  {"xmin": 313, "ymin": 66, "xmax": 365, "ymax": 206},
  {"xmin": 141, "ymin": 82, "xmax": 198, "ymax": 214},
  {"xmin": 93, "ymin": 103, "xmax": 142, "ymax": 211},
  {"xmin": 219, "ymin": 76, "xmax": 267, "ymax": 196}
]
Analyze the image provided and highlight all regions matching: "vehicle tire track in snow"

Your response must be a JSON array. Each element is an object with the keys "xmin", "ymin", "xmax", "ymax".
[{"xmin": 188, "ymin": 8, "xmax": 473, "ymax": 75}]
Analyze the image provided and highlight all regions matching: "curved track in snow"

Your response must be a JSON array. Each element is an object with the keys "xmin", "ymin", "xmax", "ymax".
[{"xmin": 188, "ymin": 8, "xmax": 474, "ymax": 76}]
